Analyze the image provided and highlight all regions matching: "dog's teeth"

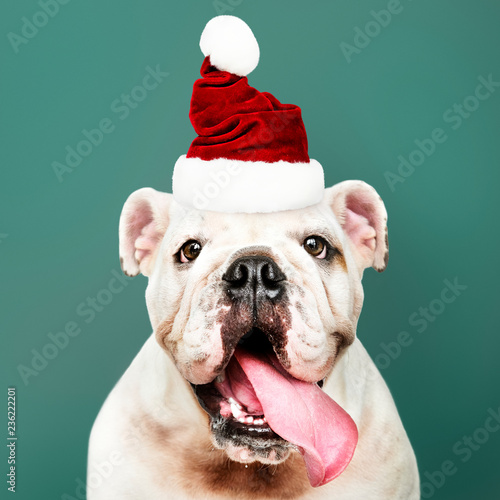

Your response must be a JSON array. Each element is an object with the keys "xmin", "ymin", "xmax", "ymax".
[
  {"xmin": 230, "ymin": 401, "xmax": 245, "ymax": 419},
  {"xmin": 253, "ymin": 418, "xmax": 264, "ymax": 425},
  {"xmin": 238, "ymin": 417, "xmax": 247, "ymax": 423},
  {"xmin": 245, "ymin": 416, "xmax": 254, "ymax": 424},
  {"xmin": 228, "ymin": 397, "xmax": 242, "ymax": 409}
]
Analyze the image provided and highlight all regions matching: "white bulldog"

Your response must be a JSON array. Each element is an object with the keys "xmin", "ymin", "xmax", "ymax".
[{"xmin": 88, "ymin": 180, "xmax": 420, "ymax": 499}]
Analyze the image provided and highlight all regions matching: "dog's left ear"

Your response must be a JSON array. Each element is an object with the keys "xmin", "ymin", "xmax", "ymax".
[
  {"xmin": 325, "ymin": 180, "xmax": 388, "ymax": 272},
  {"xmin": 119, "ymin": 188, "xmax": 173, "ymax": 277}
]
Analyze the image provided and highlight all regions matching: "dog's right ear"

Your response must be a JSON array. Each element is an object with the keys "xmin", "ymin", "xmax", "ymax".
[{"xmin": 119, "ymin": 188, "xmax": 172, "ymax": 277}]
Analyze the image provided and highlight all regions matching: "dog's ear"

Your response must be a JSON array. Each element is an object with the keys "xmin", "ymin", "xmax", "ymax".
[
  {"xmin": 325, "ymin": 180, "xmax": 388, "ymax": 272},
  {"xmin": 119, "ymin": 188, "xmax": 172, "ymax": 277}
]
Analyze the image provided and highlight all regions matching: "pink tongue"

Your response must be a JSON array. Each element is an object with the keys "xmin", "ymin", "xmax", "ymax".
[{"xmin": 232, "ymin": 348, "xmax": 358, "ymax": 488}]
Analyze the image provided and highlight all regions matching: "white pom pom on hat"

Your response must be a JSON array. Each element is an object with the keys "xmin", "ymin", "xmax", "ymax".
[
  {"xmin": 172, "ymin": 15, "xmax": 325, "ymax": 214},
  {"xmin": 199, "ymin": 15, "xmax": 260, "ymax": 77}
]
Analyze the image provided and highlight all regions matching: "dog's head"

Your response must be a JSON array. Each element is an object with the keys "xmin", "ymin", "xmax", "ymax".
[{"xmin": 119, "ymin": 180, "xmax": 388, "ymax": 477}]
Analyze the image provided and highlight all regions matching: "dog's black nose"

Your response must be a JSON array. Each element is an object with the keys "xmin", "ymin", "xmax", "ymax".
[{"xmin": 223, "ymin": 256, "xmax": 286, "ymax": 301}]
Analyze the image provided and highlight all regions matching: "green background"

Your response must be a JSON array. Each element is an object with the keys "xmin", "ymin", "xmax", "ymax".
[{"xmin": 2, "ymin": 0, "xmax": 499, "ymax": 498}]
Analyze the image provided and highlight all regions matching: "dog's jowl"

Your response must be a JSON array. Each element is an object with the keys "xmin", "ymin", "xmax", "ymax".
[{"xmin": 88, "ymin": 16, "xmax": 419, "ymax": 500}]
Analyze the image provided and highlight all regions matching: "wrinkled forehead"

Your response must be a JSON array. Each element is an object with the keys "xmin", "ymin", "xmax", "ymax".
[{"xmin": 168, "ymin": 202, "xmax": 343, "ymax": 248}]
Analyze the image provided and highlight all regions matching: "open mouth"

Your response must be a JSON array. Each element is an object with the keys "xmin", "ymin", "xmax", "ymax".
[
  {"xmin": 191, "ymin": 327, "xmax": 359, "ymax": 488},
  {"xmin": 192, "ymin": 328, "xmax": 287, "ymax": 444}
]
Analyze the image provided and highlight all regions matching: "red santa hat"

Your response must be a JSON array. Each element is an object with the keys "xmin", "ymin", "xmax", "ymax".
[{"xmin": 173, "ymin": 15, "xmax": 324, "ymax": 213}]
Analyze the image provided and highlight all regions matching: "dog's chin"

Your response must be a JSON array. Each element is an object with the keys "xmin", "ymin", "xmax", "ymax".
[{"xmin": 210, "ymin": 414, "xmax": 294, "ymax": 465}]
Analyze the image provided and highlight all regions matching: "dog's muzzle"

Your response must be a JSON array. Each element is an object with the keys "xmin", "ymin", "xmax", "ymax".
[{"xmin": 188, "ymin": 254, "xmax": 358, "ymax": 487}]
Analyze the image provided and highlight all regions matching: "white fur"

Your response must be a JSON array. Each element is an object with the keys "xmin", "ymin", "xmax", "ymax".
[
  {"xmin": 88, "ymin": 337, "xmax": 419, "ymax": 499},
  {"xmin": 173, "ymin": 155, "xmax": 325, "ymax": 213},
  {"xmin": 89, "ymin": 183, "xmax": 419, "ymax": 499},
  {"xmin": 200, "ymin": 15, "xmax": 260, "ymax": 77}
]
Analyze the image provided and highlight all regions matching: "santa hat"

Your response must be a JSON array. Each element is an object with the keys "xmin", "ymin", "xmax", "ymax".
[{"xmin": 173, "ymin": 16, "xmax": 324, "ymax": 213}]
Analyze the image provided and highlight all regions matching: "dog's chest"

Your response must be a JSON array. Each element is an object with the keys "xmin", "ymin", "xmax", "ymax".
[
  {"xmin": 184, "ymin": 451, "xmax": 312, "ymax": 499},
  {"xmin": 138, "ymin": 423, "xmax": 313, "ymax": 499}
]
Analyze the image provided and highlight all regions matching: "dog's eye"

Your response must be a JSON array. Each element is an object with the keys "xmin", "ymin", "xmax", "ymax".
[
  {"xmin": 303, "ymin": 236, "xmax": 327, "ymax": 259},
  {"xmin": 179, "ymin": 240, "xmax": 202, "ymax": 263}
]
